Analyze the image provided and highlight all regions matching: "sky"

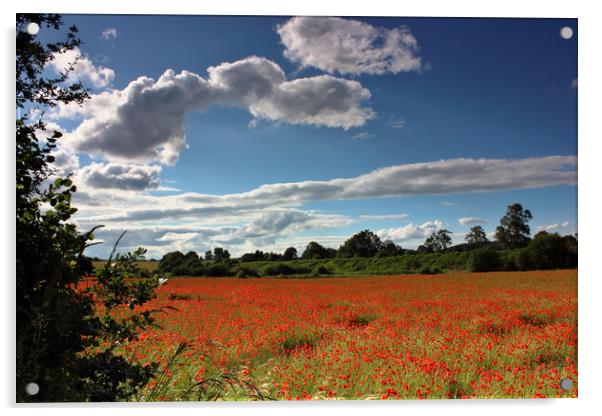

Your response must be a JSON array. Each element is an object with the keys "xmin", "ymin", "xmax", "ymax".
[{"xmin": 31, "ymin": 15, "xmax": 577, "ymax": 258}]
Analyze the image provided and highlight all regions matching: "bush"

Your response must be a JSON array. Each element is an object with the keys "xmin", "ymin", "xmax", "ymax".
[
  {"xmin": 467, "ymin": 247, "xmax": 501, "ymax": 272},
  {"xmin": 204, "ymin": 262, "xmax": 233, "ymax": 277},
  {"xmin": 263, "ymin": 263, "xmax": 310, "ymax": 276},
  {"xmin": 314, "ymin": 265, "xmax": 332, "ymax": 275}
]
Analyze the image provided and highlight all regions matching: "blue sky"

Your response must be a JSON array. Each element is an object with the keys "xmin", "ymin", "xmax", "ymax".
[{"xmin": 33, "ymin": 15, "xmax": 577, "ymax": 258}]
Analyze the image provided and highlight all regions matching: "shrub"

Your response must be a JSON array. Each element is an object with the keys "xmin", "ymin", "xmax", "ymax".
[
  {"xmin": 314, "ymin": 265, "xmax": 332, "ymax": 275},
  {"xmin": 264, "ymin": 263, "xmax": 310, "ymax": 276},
  {"xmin": 204, "ymin": 262, "xmax": 233, "ymax": 277},
  {"xmin": 467, "ymin": 247, "xmax": 501, "ymax": 272}
]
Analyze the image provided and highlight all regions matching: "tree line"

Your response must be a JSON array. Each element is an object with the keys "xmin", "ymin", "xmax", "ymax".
[{"xmin": 157, "ymin": 203, "xmax": 577, "ymax": 276}]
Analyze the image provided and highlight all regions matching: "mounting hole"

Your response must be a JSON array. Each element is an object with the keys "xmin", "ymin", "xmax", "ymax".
[
  {"xmin": 25, "ymin": 382, "xmax": 40, "ymax": 396},
  {"xmin": 560, "ymin": 26, "xmax": 573, "ymax": 40},
  {"xmin": 26, "ymin": 22, "xmax": 40, "ymax": 36},
  {"xmin": 559, "ymin": 378, "xmax": 573, "ymax": 391}
]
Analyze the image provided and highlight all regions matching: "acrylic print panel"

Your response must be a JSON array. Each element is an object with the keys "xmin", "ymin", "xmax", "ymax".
[{"xmin": 15, "ymin": 14, "xmax": 577, "ymax": 402}]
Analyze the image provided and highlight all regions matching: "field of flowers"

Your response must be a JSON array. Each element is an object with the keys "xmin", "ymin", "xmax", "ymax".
[{"xmin": 120, "ymin": 270, "xmax": 577, "ymax": 400}]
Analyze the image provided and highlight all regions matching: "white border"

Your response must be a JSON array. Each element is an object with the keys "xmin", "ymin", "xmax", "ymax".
[{"xmin": 2, "ymin": 1, "xmax": 601, "ymax": 415}]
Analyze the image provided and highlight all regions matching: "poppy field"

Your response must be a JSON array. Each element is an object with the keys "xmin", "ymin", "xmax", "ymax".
[{"xmin": 119, "ymin": 270, "xmax": 577, "ymax": 400}]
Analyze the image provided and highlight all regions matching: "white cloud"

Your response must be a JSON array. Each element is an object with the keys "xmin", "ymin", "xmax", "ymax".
[
  {"xmin": 351, "ymin": 132, "xmax": 375, "ymax": 140},
  {"xmin": 51, "ymin": 146, "xmax": 80, "ymax": 176},
  {"xmin": 277, "ymin": 17, "xmax": 422, "ymax": 76},
  {"xmin": 101, "ymin": 28, "xmax": 117, "ymax": 40},
  {"xmin": 81, "ymin": 155, "xmax": 576, "ymax": 225},
  {"xmin": 68, "ymin": 155, "xmax": 576, "ymax": 257},
  {"xmin": 77, "ymin": 162, "xmax": 162, "ymax": 191},
  {"xmin": 388, "ymin": 118, "xmax": 406, "ymax": 129},
  {"xmin": 458, "ymin": 217, "xmax": 487, "ymax": 226},
  {"xmin": 377, "ymin": 220, "xmax": 443, "ymax": 242},
  {"xmin": 49, "ymin": 47, "xmax": 115, "ymax": 89},
  {"xmin": 536, "ymin": 221, "xmax": 570, "ymax": 233},
  {"xmin": 56, "ymin": 56, "xmax": 374, "ymax": 165},
  {"xmin": 82, "ymin": 209, "xmax": 352, "ymax": 258}
]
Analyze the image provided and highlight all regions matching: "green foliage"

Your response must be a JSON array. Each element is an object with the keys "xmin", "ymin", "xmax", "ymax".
[
  {"xmin": 423, "ymin": 229, "xmax": 452, "ymax": 252},
  {"xmin": 263, "ymin": 263, "xmax": 310, "ymax": 277},
  {"xmin": 495, "ymin": 203, "xmax": 533, "ymax": 249},
  {"xmin": 337, "ymin": 229, "xmax": 382, "ymax": 258},
  {"xmin": 158, "ymin": 250, "xmax": 185, "ymax": 273},
  {"xmin": 467, "ymin": 247, "xmax": 501, "ymax": 272},
  {"xmin": 512, "ymin": 247, "xmax": 533, "ymax": 271},
  {"xmin": 376, "ymin": 240, "xmax": 404, "ymax": 257},
  {"xmin": 528, "ymin": 232, "xmax": 577, "ymax": 269},
  {"xmin": 465, "ymin": 225, "xmax": 489, "ymax": 245},
  {"xmin": 16, "ymin": 14, "xmax": 162, "ymax": 402},
  {"xmin": 313, "ymin": 264, "xmax": 332, "ymax": 275},
  {"xmin": 418, "ymin": 265, "xmax": 442, "ymax": 275},
  {"xmin": 213, "ymin": 247, "xmax": 230, "ymax": 261},
  {"xmin": 301, "ymin": 241, "xmax": 336, "ymax": 259},
  {"xmin": 282, "ymin": 247, "xmax": 298, "ymax": 261}
]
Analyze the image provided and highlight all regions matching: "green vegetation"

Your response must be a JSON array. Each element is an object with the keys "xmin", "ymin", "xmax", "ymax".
[
  {"xmin": 158, "ymin": 230, "xmax": 577, "ymax": 278},
  {"xmin": 16, "ymin": 14, "xmax": 166, "ymax": 402}
]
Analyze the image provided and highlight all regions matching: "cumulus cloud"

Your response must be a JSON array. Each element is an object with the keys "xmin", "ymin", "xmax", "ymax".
[
  {"xmin": 536, "ymin": 221, "xmax": 570, "ymax": 233},
  {"xmin": 57, "ymin": 56, "xmax": 374, "ymax": 164},
  {"xmin": 78, "ymin": 162, "xmax": 162, "ymax": 191},
  {"xmin": 51, "ymin": 146, "xmax": 80, "ymax": 176},
  {"xmin": 101, "ymin": 28, "xmax": 117, "ymax": 40},
  {"xmin": 277, "ymin": 16, "xmax": 422, "ymax": 75},
  {"xmin": 458, "ymin": 217, "xmax": 487, "ymax": 226},
  {"xmin": 377, "ymin": 220, "xmax": 443, "ymax": 242},
  {"xmin": 49, "ymin": 47, "xmax": 115, "ymax": 88},
  {"xmin": 82, "ymin": 209, "xmax": 351, "ymax": 258}
]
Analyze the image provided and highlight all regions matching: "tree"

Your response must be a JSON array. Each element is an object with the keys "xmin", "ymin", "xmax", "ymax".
[
  {"xmin": 423, "ymin": 229, "xmax": 452, "ymax": 252},
  {"xmin": 495, "ymin": 203, "xmax": 533, "ymax": 249},
  {"xmin": 16, "ymin": 14, "xmax": 161, "ymax": 402},
  {"xmin": 337, "ymin": 229, "xmax": 383, "ymax": 258},
  {"xmin": 377, "ymin": 240, "xmax": 404, "ymax": 257},
  {"xmin": 159, "ymin": 250, "xmax": 185, "ymax": 272},
  {"xmin": 301, "ymin": 241, "xmax": 329, "ymax": 259},
  {"xmin": 282, "ymin": 247, "xmax": 298, "ymax": 261},
  {"xmin": 213, "ymin": 247, "xmax": 230, "ymax": 261},
  {"xmin": 204, "ymin": 250, "xmax": 214, "ymax": 260},
  {"xmin": 528, "ymin": 231, "xmax": 577, "ymax": 270},
  {"xmin": 465, "ymin": 226, "xmax": 489, "ymax": 245}
]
